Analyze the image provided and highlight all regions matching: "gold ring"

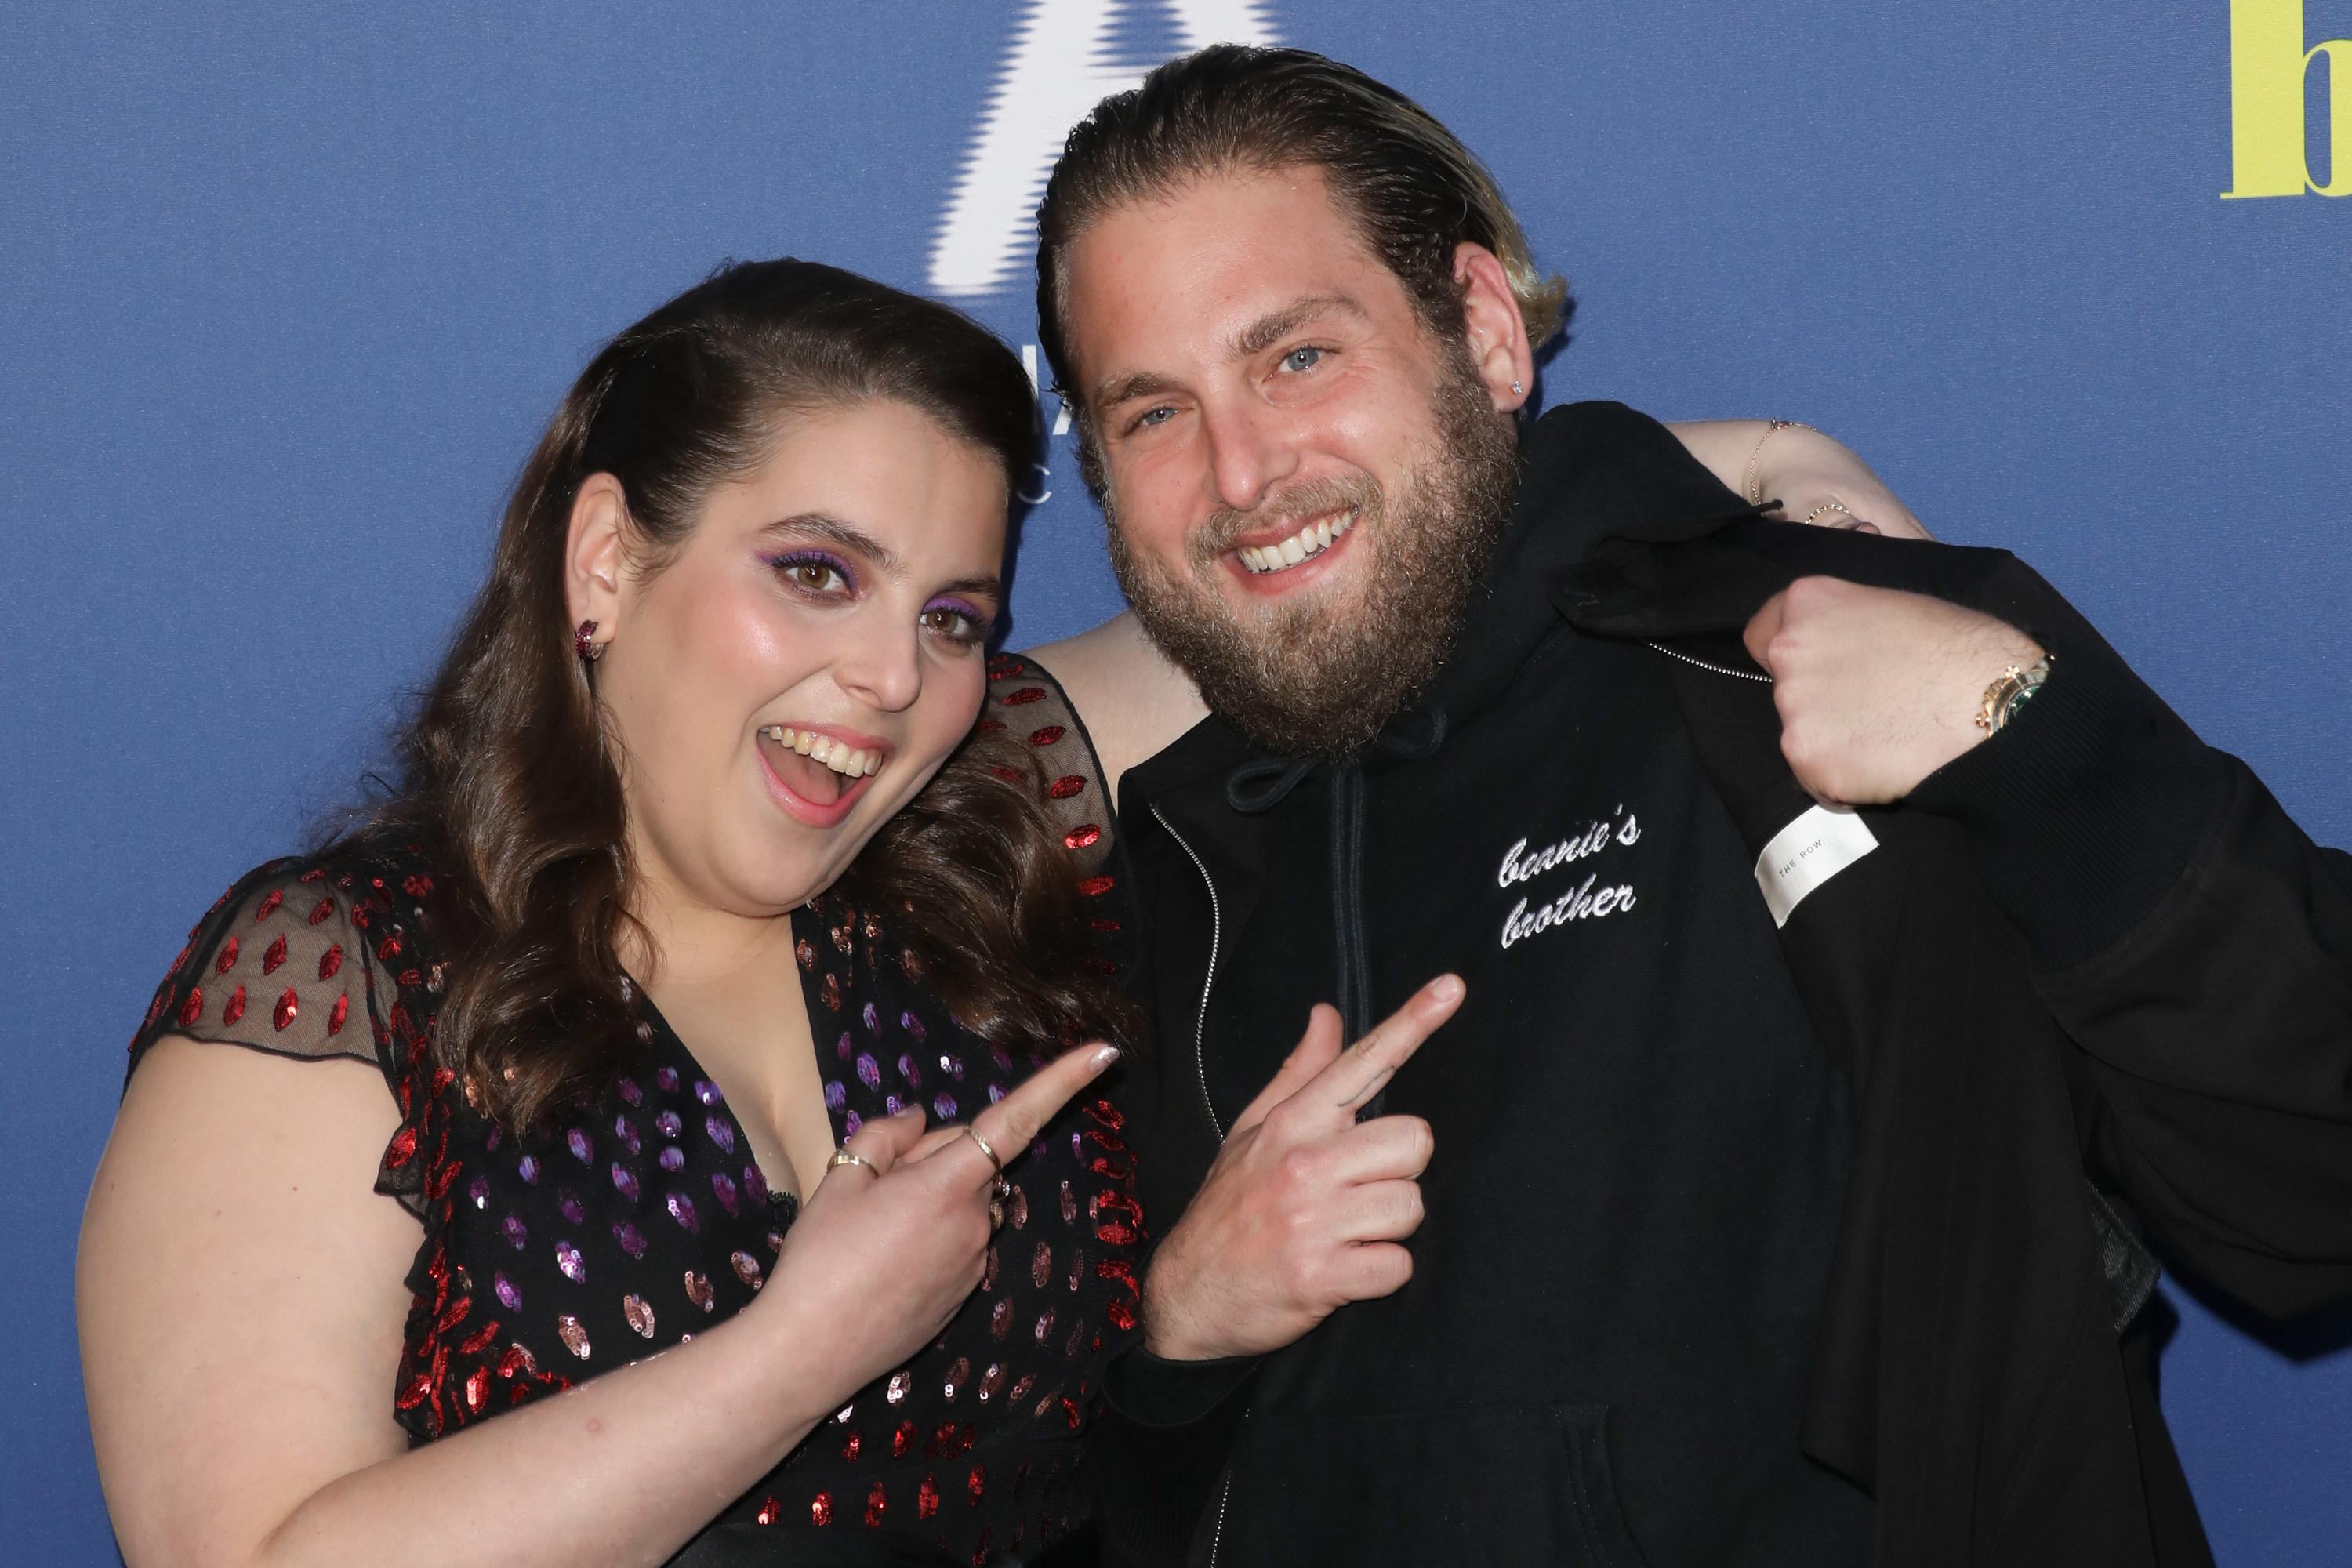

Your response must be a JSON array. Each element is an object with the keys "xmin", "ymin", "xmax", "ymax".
[
  {"xmin": 959, "ymin": 1124, "xmax": 1004, "ymax": 1178},
  {"xmin": 826, "ymin": 1149, "xmax": 877, "ymax": 1175},
  {"xmin": 988, "ymin": 1196, "xmax": 1005, "ymax": 1229}
]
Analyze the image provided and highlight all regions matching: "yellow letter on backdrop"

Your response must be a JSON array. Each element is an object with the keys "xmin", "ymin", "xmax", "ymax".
[{"xmin": 2226, "ymin": 0, "xmax": 2352, "ymax": 197}]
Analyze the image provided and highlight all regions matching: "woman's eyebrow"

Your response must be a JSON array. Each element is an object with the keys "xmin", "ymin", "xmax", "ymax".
[
  {"xmin": 757, "ymin": 512, "xmax": 902, "ymax": 573},
  {"xmin": 930, "ymin": 573, "xmax": 1005, "ymax": 604}
]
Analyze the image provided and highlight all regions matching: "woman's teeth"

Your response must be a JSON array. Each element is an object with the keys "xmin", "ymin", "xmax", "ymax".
[
  {"xmin": 758, "ymin": 725, "xmax": 884, "ymax": 779},
  {"xmin": 1236, "ymin": 509, "xmax": 1355, "ymax": 575}
]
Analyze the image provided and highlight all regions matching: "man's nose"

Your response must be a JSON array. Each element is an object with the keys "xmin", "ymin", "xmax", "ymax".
[{"xmin": 1201, "ymin": 398, "xmax": 1298, "ymax": 515}]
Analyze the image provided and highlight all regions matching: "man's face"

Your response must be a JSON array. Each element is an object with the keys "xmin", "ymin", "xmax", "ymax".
[{"xmin": 1061, "ymin": 165, "xmax": 1519, "ymax": 756}]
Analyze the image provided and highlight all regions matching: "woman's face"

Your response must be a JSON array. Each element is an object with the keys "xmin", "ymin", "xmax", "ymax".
[{"xmin": 588, "ymin": 400, "xmax": 1008, "ymax": 920}]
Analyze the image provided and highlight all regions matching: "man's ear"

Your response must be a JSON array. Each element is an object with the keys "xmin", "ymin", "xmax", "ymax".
[
  {"xmin": 564, "ymin": 474, "xmax": 629, "ymax": 652},
  {"xmin": 1452, "ymin": 242, "xmax": 1535, "ymax": 414}
]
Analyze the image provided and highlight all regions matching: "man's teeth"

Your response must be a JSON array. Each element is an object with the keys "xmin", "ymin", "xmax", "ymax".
[
  {"xmin": 1236, "ymin": 510, "xmax": 1355, "ymax": 575},
  {"xmin": 758, "ymin": 725, "xmax": 884, "ymax": 779}
]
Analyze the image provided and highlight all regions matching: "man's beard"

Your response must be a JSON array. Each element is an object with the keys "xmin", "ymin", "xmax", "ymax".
[{"xmin": 1105, "ymin": 353, "xmax": 1521, "ymax": 759}]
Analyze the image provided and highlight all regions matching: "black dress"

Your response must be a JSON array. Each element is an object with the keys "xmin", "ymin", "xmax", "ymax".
[{"xmin": 125, "ymin": 662, "xmax": 1144, "ymax": 1566}]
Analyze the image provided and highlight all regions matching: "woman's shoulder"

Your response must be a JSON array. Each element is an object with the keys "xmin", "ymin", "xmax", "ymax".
[
  {"xmin": 1017, "ymin": 612, "xmax": 1207, "ymax": 811},
  {"xmin": 128, "ymin": 838, "xmax": 444, "ymax": 1090}
]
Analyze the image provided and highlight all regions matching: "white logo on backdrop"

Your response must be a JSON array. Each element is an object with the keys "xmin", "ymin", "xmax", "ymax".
[{"xmin": 928, "ymin": 0, "xmax": 1280, "ymax": 301}]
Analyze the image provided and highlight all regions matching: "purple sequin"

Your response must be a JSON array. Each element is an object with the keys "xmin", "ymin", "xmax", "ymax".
[
  {"xmin": 555, "ymin": 1240, "xmax": 586, "ymax": 1283},
  {"xmin": 466, "ymin": 1175, "xmax": 490, "ymax": 1210},
  {"xmin": 844, "ymin": 1110, "xmax": 863, "ymax": 1137},
  {"xmin": 989, "ymin": 1045, "xmax": 1014, "ymax": 1072},
  {"xmin": 517, "ymin": 1154, "xmax": 540, "ymax": 1185},
  {"xmin": 989, "ymin": 1084, "xmax": 1007, "ymax": 1105},
  {"xmin": 742, "ymin": 1163, "xmax": 768, "ymax": 1204},
  {"xmin": 659, "ymin": 1146, "xmax": 685, "ymax": 1172},
  {"xmin": 856, "ymin": 1053, "xmax": 881, "ymax": 1089},
  {"xmin": 612, "ymin": 1221, "xmax": 648, "ymax": 1259},
  {"xmin": 655, "ymin": 1110, "xmax": 682, "ymax": 1138},
  {"xmin": 666, "ymin": 1192, "xmax": 700, "ymax": 1232},
  {"xmin": 862, "ymin": 1002, "xmax": 880, "ymax": 1033},
  {"xmin": 501, "ymin": 1214, "xmax": 528, "ymax": 1250},
  {"xmin": 705, "ymin": 1116, "xmax": 736, "ymax": 1154},
  {"xmin": 934, "ymin": 1093, "xmax": 958, "ymax": 1120},
  {"xmin": 655, "ymin": 1066, "xmax": 680, "ymax": 1092},
  {"xmin": 695, "ymin": 1079, "xmax": 724, "ymax": 1107},
  {"xmin": 494, "ymin": 1271, "xmax": 521, "ymax": 1310},
  {"xmin": 566, "ymin": 1127, "xmax": 593, "ymax": 1164},
  {"xmin": 611, "ymin": 1163, "xmax": 641, "ymax": 1202},
  {"xmin": 617, "ymin": 1077, "xmax": 644, "ymax": 1106},
  {"xmin": 557, "ymin": 1188, "xmax": 585, "ymax": 1226},
  {"xmin": 898, "ymin": 1053, "xmax": 922, "ymax": 1088},
  {"xmin": 613, "ymin": 1115, "xmax": 641, "ymax": 1155},
  {"xmin": 885, "ymin": 1095, "xmax": 905, "ymax": 1117},
  {"xmin": 712, "ymin": 1172, "xmax": 740, "ymax": 1216},
  {"xmin": 940, "ymin": 1053, "xmax": 965, "ymax": 1081},
  {"xmin": 824, "ymin": 1080, "xmax": 846, "ymax": 1111},
  {"xmin": 837, "ymin": 1031, "xmax": 852, "ymax": 1061},
  {"xmin": 900, "ymin": 1011, "xmax": 927, "ymax": 1043}
]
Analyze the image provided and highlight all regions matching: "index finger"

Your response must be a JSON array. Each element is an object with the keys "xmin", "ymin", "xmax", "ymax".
[
  {"xmin": 1304, "ymin": 975, "xmax": 1465, "ymax": 1120},
  {"xmin": 927, "ymin": 1043, "xmax": 1122, "ymax": 1187},
  {"xmin": 1743, "ymin": 590, "xmax": 1789, "ymax": 672}
]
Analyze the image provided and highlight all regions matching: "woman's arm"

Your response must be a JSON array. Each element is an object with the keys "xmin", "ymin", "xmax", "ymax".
[
  {"xmin": 81, "ymin": 1034, "xmax": 1113, "ymax": 1568},
  {"xmin": 1666, "ymin": 419, "xmax": 1932, "ymax": 541}
]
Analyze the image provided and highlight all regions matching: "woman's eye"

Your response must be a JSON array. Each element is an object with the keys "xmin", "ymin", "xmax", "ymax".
[
  {"xmin": 920, "ymin": 607, "xmax": 986, "ymax": 643},
  {"xmin": 775, "ymin": 556, "xmax": 850, "ymax": 594},
  {"xmin": 1279, "ymin": 346, "xmax": 1325, "ymax": 374}
]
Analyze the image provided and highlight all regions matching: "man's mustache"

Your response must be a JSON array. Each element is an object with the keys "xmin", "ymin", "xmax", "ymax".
[{"xmin": 1187, "ymin": 474, "xmax": 1384, "ymax": 567}]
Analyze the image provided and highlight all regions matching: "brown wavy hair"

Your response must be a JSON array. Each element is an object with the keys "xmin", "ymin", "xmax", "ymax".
[{"xmin": 360, "ymin": 258, "xmax": 1142, "ymax": 1131}]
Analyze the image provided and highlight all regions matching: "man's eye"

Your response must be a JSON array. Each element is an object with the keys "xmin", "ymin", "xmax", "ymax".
[
  {"xmin": 1280, "ymin": 347, "xmax": 1325, "ymax": 374},
  {"xmin": 1135, "ymin": 406, "xmax": 1175, "ymax": 429}
]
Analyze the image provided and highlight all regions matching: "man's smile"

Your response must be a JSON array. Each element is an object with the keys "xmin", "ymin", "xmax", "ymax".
[{"xmin": 1231, "ymin": 506, "xmax": 1359, "ymax": 577}]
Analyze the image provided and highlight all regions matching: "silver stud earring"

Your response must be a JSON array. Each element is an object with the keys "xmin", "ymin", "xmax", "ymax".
[{"xmin": 1511, "ymin": 379, "xmax": 1524, "ymax": 396}]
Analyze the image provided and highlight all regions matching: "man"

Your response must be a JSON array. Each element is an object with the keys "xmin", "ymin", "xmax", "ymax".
[{"xmin": 1018, "ymin": 47, "xmax": 2352, "ymax": 1567}]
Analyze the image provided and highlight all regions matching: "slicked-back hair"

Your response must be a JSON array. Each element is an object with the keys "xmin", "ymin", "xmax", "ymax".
[{"xmin": 1034, "ymin": 45, "xmax": 1571, "ymax": 447}]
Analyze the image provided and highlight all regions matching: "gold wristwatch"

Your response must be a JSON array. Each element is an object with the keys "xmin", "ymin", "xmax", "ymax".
[{"xmin": 1976, "ymin": 653, "xmax": 2053, "ymax": 735}]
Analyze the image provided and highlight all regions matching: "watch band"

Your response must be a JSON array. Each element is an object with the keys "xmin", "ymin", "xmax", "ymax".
[{"xmin": 1975, "ymin": 653, "xmax": 2053, "ymax": 735}]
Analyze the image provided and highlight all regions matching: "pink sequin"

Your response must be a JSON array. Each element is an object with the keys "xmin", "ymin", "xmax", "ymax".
[{"xmin": 556, "ymin": 1315, "xmax": 590, "ymax": 1359}]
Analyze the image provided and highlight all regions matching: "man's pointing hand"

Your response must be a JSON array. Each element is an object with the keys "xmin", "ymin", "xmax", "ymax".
[{"xmin": 1140, "ymin": 975, "xmax": 1464, "ymax": 1363}]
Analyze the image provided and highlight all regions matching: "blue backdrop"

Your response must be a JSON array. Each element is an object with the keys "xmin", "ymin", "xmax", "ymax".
[{"xmin": 4, "ymin": 3, "xmax": 2346, "ymax": 1562}]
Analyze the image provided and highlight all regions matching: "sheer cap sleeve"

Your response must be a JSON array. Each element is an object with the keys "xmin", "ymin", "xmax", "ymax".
[
  {"xmin": 129, "ymin": 857, "xmax": 392, "ymax": 1079},
  {"xmin": 982, "ymin": 652, "xmax": 1138, "ymax": 977}
]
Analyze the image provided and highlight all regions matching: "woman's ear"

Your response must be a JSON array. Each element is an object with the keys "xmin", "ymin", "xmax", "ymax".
[
  {"xmin": 1451, "ymin": 241, "xmax": 1536, "ymax": 414},
  {"xmin": 564, "ymin": 474, "xmax": 629, "ymax": 651}
]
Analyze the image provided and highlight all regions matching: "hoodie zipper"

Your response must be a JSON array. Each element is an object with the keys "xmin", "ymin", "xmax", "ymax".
[
  {"xmin": 1149, "ymin": 803, "xmax": 1228, "ymax": 1144},
  {"xmin": 1648, "ymin": 641, "xmax": 1773, "ymax": 684}
]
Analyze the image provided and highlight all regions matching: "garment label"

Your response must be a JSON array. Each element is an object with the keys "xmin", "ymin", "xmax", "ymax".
[{"xmin": 1754, "ymin": 804, "xmax": 1878, "ymax": 928}]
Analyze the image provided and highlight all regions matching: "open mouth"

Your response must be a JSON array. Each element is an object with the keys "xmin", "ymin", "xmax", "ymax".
[
  {"xmin": 755, "ymin": 724, "xmax": 887, "ymax": 813},
  {"xmin": 1235, "ymin": 507, "xmax": 1357, "ymax": 576}
]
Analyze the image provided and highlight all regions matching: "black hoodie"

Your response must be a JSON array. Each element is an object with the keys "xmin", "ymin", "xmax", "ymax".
[{"xmin": 1087, "ymin": 402, "xmax": 2352, "ymax": 1568}]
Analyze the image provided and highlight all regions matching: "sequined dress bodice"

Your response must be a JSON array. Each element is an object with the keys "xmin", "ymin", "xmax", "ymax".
[{"xmin": 126, "ymin": 660, "xmax": 1144, "ymax": 1566}]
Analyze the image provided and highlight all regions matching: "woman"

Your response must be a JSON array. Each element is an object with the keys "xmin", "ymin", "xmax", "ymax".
[{"xmin": 80, "ymin": 260, "xmax": 1145, "ymax": 1567}]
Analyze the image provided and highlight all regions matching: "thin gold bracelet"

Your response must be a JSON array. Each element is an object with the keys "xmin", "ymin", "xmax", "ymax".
[{"xmin": 1745, "ymin": 419, "xmax": 1811, "ymax": 506}]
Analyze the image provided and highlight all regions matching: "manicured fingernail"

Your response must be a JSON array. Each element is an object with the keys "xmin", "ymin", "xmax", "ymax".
[
  {"xmin": 1090, "ymin": 1044, "xmax": 1122, "ymax": 1072},
  {"xmin": 1429, "ymin": 975, "xmax": 1465, "ymax": 1004}
]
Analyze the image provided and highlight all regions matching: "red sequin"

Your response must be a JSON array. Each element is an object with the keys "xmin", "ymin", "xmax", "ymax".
[
  {"xmin": 379, "ymin": 935, "xmax": 402, "ymax": 961},
  {"xmin": 893, "ymin": 1419, "xmax": 917, "ymax": 1457},
  {"xmin": 464, "ymin": 1366, "xmax": 488, "ymax": 1412},
  {"xmin": 403, "ymin": 874, "xmax": 434, "ymax": 898},
  {"xmin": 254, "ymin": 888, "xmax": 284, "ymax": 921},
  {"xmin": 975, "ymin": 719, "xmax": 1007, "ymax": 733},
  {"xmin": 222, "ymin": 985, "xmax": 247, "ymax": 1025},
  {"xmin": 841, "ymin": 1429, "xmax": 862, "ymax": 1461},
  {"xmin": 865, "ymin": 1482, "xmax": 887, "ymax": 1527},
  {"xmin": 262, "ymin": 935, "xmax": 288, "ymax": 975},
  {"xmin": 811, "ymin": 1491, "xmax": 833, "ymax": 1526},
  {"xmin": 215, "ymin": 938, "xmax": 241, "ymax": 975},
  {"xmin": 385, "ymin": 1125, "xmax": 419, "ymax": 1168},
  {"xmin": 309, "ymin": 895, "xmax": 336, "ymax": 925},
  {"xmin": 755, "ymin": 1498, "xmax": 781, "ymax": 1526},
  {"xmin": 176, "ymin": 988, "xmax": 203, "ymax": 1028},
  {"xmin": 273, "ymin": 987, "xmax": 299, "ymax": 1032},
  {"xmin": 967, "ymin": 1463, "xmax": 986, "ymax": 1505},
  {"xmin": 1000, "ymin": 687, "xmax": 1046, "ymax": 706},
  {"xmin": 319, "ymin": 943, "xmax": 343, "ymax": 980},
  {"xmin": 990, "ymin": 766, "xmax": 1023, "ymax": 782},
  {"xmin": 1064, "ymin": 824, "xmax": 1101, "ymax": 850},
  {"xmin": 1047, "ymin": 775, "xmax": 1087, "ymax": 800},
  {"xmin": 1089, "ymin": 916, "xmax": 1121, "ymax": 932},
  {"xmin": 1106, "ymin": 1298, "xmax": 1138, "ymax": 1330},
  {"xmin": 328, "ymin": 993, "xmax": 350, "ymax": 1035},
  {"xmin": 1076, "ymin": 875, "xmax": 1116, "ymax": 897},
  {"xmin": 918, "ymin": 1475, "xmax": 940, "ymax": 1519},
  {"xmin": 988, "ymin": 658, "xmax": 1025, "ymax": 680},
  {"xmin": 1027, "ymin": 725, "xmax": 1066, "ymax": 746}
]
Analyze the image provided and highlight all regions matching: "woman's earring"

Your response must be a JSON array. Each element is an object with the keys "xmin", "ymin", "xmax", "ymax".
[{"xmin": 574, "ymin": 619, "xmax": 605, "ymax": 662}]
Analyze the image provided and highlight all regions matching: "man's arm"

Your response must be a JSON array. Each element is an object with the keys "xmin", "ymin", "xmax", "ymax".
[{"xmin": 1750, "ymin": 567, "xmax": 2352, "ymax": 1316}]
